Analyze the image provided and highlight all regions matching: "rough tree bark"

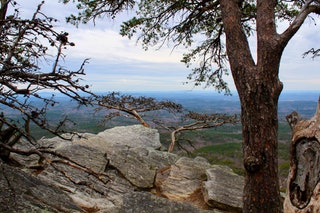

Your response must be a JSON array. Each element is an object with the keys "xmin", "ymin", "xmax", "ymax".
[
  {"xmin": 284, "ymin": 98, "xmax": 320, "ymax": 212},
  {"xmin": 220, "ymin": 0, "xmax": 283, "ymax": 211}
]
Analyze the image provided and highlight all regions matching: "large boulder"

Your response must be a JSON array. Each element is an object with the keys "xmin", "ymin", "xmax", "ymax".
[
  {"xmin": 118, "ymin": 191, "xmax": 213, "ymax": 213},
  {"xmin": 72, "ymin": 125, "xmax": 178, "ymax": 188},
  {"xmin": 156, "ymin": 156, "xmax": 212, "ymax": 209},
  {"xmin": 7, "ymin": 125, "xmax": 179, "ymax": 212},
  {"xmin": 97, "ymin": 125, "xmax": 162, "ymax": 149},
  {"xmin": 202, "ymin": 165, "xmax": 244, "ymax": 212},
  {"xmin": 156, "ymin": 157, "xmax": 244, "ymax": 212},
  {"xmin": 106, "ymin": 146, "xmax": 178, "ymax": 188}
]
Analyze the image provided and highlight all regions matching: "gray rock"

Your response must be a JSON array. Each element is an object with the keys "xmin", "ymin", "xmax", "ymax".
[
  {"xmin": 72, "ymin": 125, "xmax": 178, "ymax": 188},
  {"xmin": 36, "ymin": 143, "xmax": 135, "ymax": 212},
  {"xmin": 118, "ymin": 191, "xmax": 213, "ymax": 213},
  {"xmin": 8, "ymin": 125, "xmax": 178, "ymax": 212},
  {"xmin": 106, "ymin": 146, "xmax": 178, "ymax": 188},
  {"xmin": 3, "ymin": 125, "xmax": 245, "ymax": 213},
  {"xmin": 156, "ymin": 156, "xmax": 242, "ymax": 211},
  {"xmin": 95, "ymin": 125, "xmax": 162, "ymax": 149},
  {"xmin": 0, "ymin": 162, "xmax": 83, "ymax": 213},
  {"xmin": 202, "ymin": 165, "xmax": 244, "ymax": 213},
  {"xmin": 158, "ymin": 156, "xmax": 211, "ymax": 200}
]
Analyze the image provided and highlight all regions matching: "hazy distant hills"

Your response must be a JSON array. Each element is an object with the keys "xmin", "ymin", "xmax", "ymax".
[
  {"xmin": 25, "ymin": 90, "xmax": 320, "ymax": 122},
  {"xmin": 3, "ymin": 90, "xmax": 319, "ymax": 139},
  {"xmin": 129, "ymin": 90, "xmax": 319, "ymax": 119}
]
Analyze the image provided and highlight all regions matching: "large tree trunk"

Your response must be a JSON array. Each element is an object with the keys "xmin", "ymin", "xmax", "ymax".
[
  {"xmin": 238, "ymin": 73, "xmax": 283, "ymax": 212},
  {"xmin": 284, "ymin": 99, "xmax": 320, "ymax": 212},
  {"xmin": 220, "ymin": 0, "xmax": 283, "ymax": 211}
]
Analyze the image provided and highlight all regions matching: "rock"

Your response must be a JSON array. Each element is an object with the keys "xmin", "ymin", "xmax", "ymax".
[
  {"xmin": 118, "ymin": 191, "xmax": 213, "ymax": 213},
  {"xmin": 10, "ymin": 125, "xmax": 178, "ymax": 212},
  {"xmin": 0, "ymin": 162, "xmax": 83, "ymax": 213},
  {"xmin": 106, "ymin": 146, "xmax": 178, "ymax": 188},
  {"xmin": 72, "ymin": 125, "xmax": 178, "ymax": 188},
  {"xmin": 35, "ymin": 143, "xmax": 135, "ymax": 212},
  {"xmin": 155, "ymin": 156, "xmax": 244, "ymax": 212},
  {"xmin": 95, "ymin": 125, "xmax": 162, "ymax": 150},
  {"xmin": 202, "ymin": 165, "xmax": 244, "ymax": 213},
  {"xmin": 156, "ymin": 157, "xmax": 211, "ymax": 203},
  {"xmin": 3, "ymin": 125, "xmax": 244, "ymax": 212}
]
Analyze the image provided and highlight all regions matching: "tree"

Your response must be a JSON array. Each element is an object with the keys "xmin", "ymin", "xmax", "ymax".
[
  {"xmin": 96, "ymin": 92, "xmax": 238, "ymax": 152},
  {"xmin": 96, "ymin": 91, "xmax": 183, "ymax": 128},
  {"xmin": 155, "ymin": 111, "xmax": 238, "ymax": 152},
  {"xmin": 63, "ymin": 0, "xmax": 320, "ymax": 212},
  {"xmin": 0, "ymin": 1, "xmax": 92, "ymax": 161}
]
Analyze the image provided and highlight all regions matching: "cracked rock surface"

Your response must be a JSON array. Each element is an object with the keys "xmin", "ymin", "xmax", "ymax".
[{"xmin": 1, "ymin": 125, "xmax": 244, "ymax": 212}]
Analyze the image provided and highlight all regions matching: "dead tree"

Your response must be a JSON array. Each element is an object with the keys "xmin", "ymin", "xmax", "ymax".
[
  {"xmin": 284, "ymin": 98, "xmax": 320, "ymax": 212},
  {"xmin": 0, "ymin": 1, "xmax": 93, "ymax": 161},
  {"xmin": 0, "ymin": 1, "xmax": 109, "ymax": 192},
  {"xmin": 155, "ymin": 111, "xmax": 239, "ymax": 152}
]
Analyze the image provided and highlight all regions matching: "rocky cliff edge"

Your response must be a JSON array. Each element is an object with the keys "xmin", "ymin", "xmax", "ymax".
[{"xmin": 0, "ymin": 125, "xmax": 244, "ymax": 213}]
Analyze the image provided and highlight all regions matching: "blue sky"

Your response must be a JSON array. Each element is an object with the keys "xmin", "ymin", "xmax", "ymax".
[{"xmin": 19, "ymin": 1, "xmax": 320, "ymax": 92}]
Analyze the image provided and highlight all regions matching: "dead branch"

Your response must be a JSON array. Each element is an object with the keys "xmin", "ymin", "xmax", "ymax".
[
  {"xmin": 0, "ymin": 1, "xmax": 94, "ymax": 157},
  {"xmin": 167, "ymin": 112, "xmax": 238, "ymax": 152},
  {"xmin": 0, "ymin": 142, "xmax": 112, "ymax": 194}
]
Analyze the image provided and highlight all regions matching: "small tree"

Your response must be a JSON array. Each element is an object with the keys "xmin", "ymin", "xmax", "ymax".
[
  {"xmin": 0, "ymin": 1, "xmax": 92, "ymax": 161},
  {"xmin": 166, "ymin": 111, "xmax": 238, "ymax": 152},
  {"xmin": 96, "ymin": 92, "xmax": 183, "ymax": 128},
  {"xmin": 97, "ymin": 92, "xmax": 238, "ymax": 152}
]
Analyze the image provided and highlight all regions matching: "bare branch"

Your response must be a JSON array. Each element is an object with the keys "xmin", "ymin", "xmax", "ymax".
[
  {"xmin": 280, "ymin": 1, "xmax": 320, "ymax": 45},
  {"xmin": 0, "ymin": 1, "xmax": 94, "ymax": 161},
  {"xmin": 96, "ymin": 92, "xmax": 183, "ymax": 127},
  {"xmin": 167, "ymin": 112, "xmax": 238, "ymax": 152}
]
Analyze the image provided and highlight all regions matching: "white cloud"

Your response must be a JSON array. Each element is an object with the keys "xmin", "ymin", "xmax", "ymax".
[
  {"xmin": 84, "ymin": 73, "xmax": 193, "ymax": 92},
  {"xmin": 279, "ymin": 20, "xmax": 320, "ymax": 90},
  {"xmin": 13, "ymin": 1, "xmax": 320, "ymax": 92},
  {"xmin": 64, "ymin": 28, "xmax": 184, "ymax": 64}
]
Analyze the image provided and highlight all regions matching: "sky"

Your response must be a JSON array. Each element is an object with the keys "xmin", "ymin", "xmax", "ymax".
[{"xmin": 16, "ymin": 1, "xmax": 320, "ymax": 93}]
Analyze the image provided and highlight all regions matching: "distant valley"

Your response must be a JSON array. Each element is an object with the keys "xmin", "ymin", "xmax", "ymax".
[{"xmin": 4, "ymin": 90, "xmax": 319, "ymax": 188}]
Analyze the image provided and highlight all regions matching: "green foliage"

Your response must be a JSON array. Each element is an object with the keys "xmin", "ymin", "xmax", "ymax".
[
  {"xmin": 193, "ymin": 142, "xmax": 244, "ymax": 175},
  {"xmin": 193, "ymin": 140, "xmax": 291, "ymax": 178},
  {"xmin": 279, "ymin": 161, "xmax": 290, "ymax": 177},
  {"xmin": 194, "ymin": 142, "xmax": 243, "ymax": 158},
  {"xmin": 62, "ymin": 0, "xmax": 135, "ymax": 24},
  {"xmin": 179, "ymin": 125, "xmax": 242, "ymax": 143},
  {"xmin": 278, "ymin": 142, "xmax": 290, "ymax": 160}
]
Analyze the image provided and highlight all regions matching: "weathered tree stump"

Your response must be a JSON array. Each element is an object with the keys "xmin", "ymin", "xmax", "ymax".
[{"xmin": 284, "ymin": 98, "xmax": 320, "ymax": 213}]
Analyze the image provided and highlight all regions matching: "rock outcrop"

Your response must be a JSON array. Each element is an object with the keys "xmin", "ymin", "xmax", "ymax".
[
  {"xmin": 0, "ymin": 162, "xmax": 83, "ymax": 212},
  {"xmin": 203, "ymin": 165, "xmax": 244, "ymax": 212},
  {"xmin": 155, "ymin": 156, "xmax": 213, "ymax": 209},
  {"xmin": 1, "ymin": 125, "xmax": 244, "ymax": 212}
]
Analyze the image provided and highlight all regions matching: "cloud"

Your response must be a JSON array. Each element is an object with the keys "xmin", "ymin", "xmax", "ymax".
[
  {"xmin": 77, "ymin": 57, "xmax": 194, "ymax": 91},
  {"xmin": 14, "ymin": 1, "xmax": 320, "ymax": 92},
  {"xmin": 63, "ymin": 28, "xmax": 185, "ymax": 64}
]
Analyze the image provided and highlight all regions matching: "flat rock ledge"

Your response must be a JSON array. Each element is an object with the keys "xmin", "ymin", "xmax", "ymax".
[{"xmin": 2, "ymin": 125, "xmax": 244, "ymax": 213}]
